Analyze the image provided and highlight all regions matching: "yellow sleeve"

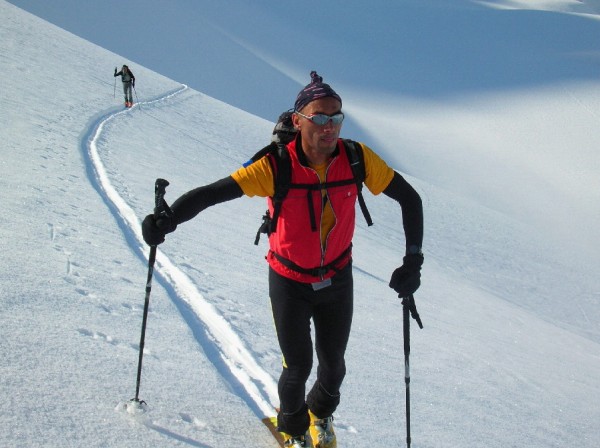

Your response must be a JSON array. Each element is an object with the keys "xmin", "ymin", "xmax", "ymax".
[
  {"xmin": 230, "ymin": 156, "xmax": 275, "ymax": 198},
  {"xmin": 360, "ymin": 143, "xmax": 395, "ymax": 195}
]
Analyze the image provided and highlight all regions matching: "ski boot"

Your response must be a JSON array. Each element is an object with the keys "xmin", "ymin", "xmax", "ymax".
[
  {"xmin": 283, "ymin": 434, "xmax": 308, "ymax": 447},
  {"xmin": 309, "ymin": 411, "xmax": 336, "ymax": 448}
]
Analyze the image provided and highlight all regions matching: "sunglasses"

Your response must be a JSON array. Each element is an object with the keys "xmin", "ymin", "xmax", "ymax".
[{"xmin": 295, "ymin": 111, "xmax": 345, "ymax": 126}]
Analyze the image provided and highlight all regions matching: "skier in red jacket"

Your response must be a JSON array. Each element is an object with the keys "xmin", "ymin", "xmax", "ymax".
[{"xmin": 142, "ymin": 71, "xmax": 424, "ymax": 448}]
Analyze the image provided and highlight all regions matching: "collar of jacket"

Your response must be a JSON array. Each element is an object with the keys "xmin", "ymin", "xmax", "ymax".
[{"xmin": 293, "ymin": 134, "xmax": 341, "ymax": 167}]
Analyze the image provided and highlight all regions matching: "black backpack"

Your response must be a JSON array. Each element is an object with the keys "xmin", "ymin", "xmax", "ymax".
[{"xmin": 245, "ymin": 111, "xmax": 373, "ymax": 245}]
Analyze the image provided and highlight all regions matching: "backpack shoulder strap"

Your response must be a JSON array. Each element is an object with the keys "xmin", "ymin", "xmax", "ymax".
[
  {"xmin": 342, "ymin": 139, "xmax": 373, "ymax": 226},
  {"xmin": 343, "ymin": 139, "xmax": 366, "ymax": 184},
  {"xmin": 268, "ymin": 143, "xmax": 291, "ymax": 233},
  {"xmin": 248, "ymin": 142, "xmax": 290, "ymax": 245}
]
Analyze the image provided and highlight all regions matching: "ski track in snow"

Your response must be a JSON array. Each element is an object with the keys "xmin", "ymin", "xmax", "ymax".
[{"xmin": 80, "ymin": 85, "xmax": 279, "ymax": 420}]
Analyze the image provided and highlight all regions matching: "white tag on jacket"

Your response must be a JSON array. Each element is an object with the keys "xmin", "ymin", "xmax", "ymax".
[{"xmin": 311, "ymin": 278, "xmax": 332, "ymax": 291}]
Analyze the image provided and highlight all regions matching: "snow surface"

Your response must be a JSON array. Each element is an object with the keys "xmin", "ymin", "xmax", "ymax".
[{"xmin": 1, "ymin": 1, "xmax": 599, "ymax": 447}]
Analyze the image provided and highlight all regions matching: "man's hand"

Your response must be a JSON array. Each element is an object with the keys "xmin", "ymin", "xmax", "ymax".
[
  {"xmin": 389, "ymin": 253, "xmax": 424, "ymax": 297},
  {"xmin": 141, "ymin": 213, "xmax": 177, "ymax": 246}
]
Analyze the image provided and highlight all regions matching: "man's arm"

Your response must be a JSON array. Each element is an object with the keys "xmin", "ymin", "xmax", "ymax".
[
  {"xmin": 383, "ymin": 171, "xmax": 425, "ymax": 297},
  {"xmin": 141, "ymin": 176, "xmax": 243, "ymax": 246},
  {"xmin": 171, "ymin": 176, "xmax": 244, "ymax": 225},
  {"xmin": 382, "ymin": 171, "xmax": 423, "ymax": 253}
]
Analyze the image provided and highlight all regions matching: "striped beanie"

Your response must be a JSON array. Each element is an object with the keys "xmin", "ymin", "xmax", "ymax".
[{"xmin": 294, "ymin": 71, "xmax": 342, "ymax": 112}]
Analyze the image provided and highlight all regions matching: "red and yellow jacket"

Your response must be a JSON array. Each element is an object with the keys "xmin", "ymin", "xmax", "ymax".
[{"xmin": 231, "ymin": 138, "xmax": 394, "ymax": 283}]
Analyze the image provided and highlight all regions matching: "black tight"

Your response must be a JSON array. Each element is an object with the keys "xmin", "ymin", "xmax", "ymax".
[{"xmin": 269, "ymin": 263, "xmax": 353, "ymax": 435}]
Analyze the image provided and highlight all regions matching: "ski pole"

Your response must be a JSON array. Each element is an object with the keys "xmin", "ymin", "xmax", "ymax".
[
  {"xmin": 133, "ymin": 85, "xmax": 141, "ymax": 110},
  {"xmin": 401, "ymin": 293, "xmax": 423, "ymax": 448},
  {"xmin": 130, "ymin": 178, "xmax": 171, "ymax": 406}
]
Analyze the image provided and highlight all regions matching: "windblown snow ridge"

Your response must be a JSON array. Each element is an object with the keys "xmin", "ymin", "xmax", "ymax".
[{"xmin": 81, "ymin": 85, "xmax": 278, "ymax": 419}]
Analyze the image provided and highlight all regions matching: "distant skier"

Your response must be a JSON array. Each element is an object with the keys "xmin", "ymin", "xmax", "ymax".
[{"xmin": 114, "ymin": 64, "xmax": 135, "ymax": 107}]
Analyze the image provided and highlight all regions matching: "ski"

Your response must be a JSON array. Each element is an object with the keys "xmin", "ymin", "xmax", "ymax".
[
  {"xmin": 262, "ymin": 416, "xmax": 286, "ymax": 447},
  {"xmin": 262, "ymin": 415, "xmax": 320, "ymax": 447}
]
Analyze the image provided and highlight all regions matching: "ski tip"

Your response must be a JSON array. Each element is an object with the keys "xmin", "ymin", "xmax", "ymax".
[{"xmin": 261, "ymin": 416, "xmax": 285, "ymax": 447}]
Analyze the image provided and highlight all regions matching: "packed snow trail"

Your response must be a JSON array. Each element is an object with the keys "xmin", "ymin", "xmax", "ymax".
[{"xmin": 81, "ymin": 86, "xmax": 279, "ymax": 420}]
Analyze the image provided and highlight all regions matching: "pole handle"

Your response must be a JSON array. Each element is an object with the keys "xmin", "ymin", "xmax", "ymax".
[
  {"xmin": 154, "ymin": 178, "xmax": 169, "ymax": 207},
  {"xmin": 153, "ymin": 178, "xmax": 171, "ymax": 221}
]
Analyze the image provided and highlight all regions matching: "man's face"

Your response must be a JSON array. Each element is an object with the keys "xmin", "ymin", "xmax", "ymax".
[{"xmin": 293, "ymin": 97, "xmax": 343, "ymax": 156}]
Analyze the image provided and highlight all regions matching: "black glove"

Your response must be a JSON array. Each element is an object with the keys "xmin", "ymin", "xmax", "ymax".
[
  {"xmin": 132, "ymin": 81, "xmax": 135, "ymax": 88},
  {"xmin": 389, "ymin": 253, "xmax": 424, "ymax": 297},
  {"xmin": 114, "ymin": 67, "xmax": 117, "ymax": 75},
  {"xmin": 142, "ymin": 213, "xmax": 177, "ymax": 246}
]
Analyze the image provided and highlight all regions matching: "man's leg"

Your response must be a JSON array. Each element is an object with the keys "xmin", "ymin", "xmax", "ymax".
[
  {"xmin": 269, "ymin": 268, "xmax": 314, "ymax": 436},
  {"xmin": 307, "ymin": 264, "xmax": 353, "ymax": 418}
]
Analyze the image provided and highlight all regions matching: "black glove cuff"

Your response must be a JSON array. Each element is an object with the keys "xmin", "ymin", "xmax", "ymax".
[{"xmin": 403, "ymin": 253, "xmax": 424, "ymax": 269}]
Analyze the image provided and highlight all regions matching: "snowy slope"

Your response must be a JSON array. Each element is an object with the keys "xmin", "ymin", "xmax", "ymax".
[
  {"xmin": 8, "ymin": 0, "xmax": 600, "ymax": 268},
  {"xmin": 1, "ymin": 1, "xmax": 600, "ymax": 447}
]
